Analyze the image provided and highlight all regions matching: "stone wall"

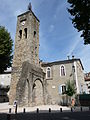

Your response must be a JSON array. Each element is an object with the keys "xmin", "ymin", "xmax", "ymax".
[
  {"xmin": 42, "ymin": 59, "xmax": 85, "ymax": 105},
  {"xmin": 9, "ymin": 10, "xmax": 42, "ymax": 106},
  {"xmin": 15, "ymin": 61, "xmax": 47, "ymax": 106}
]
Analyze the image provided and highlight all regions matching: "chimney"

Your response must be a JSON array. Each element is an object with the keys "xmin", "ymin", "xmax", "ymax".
[
  {"xmin": 72, "ymin": 55, "xmax": 74, "ymax": 59},
  {"xmin": 67, "ymin": 56, "xmax": 70, "ymax": 60}
]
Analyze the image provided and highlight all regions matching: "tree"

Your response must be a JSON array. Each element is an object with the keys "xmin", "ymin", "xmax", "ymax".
[
  {"xmin": 65, "ymin": 80, "xmax": 76, "ymax": 97},
  {"xmin": 0, "ymin": 26, "xmax": 13, "ymax": 73},
  {"xmin": 65, "ymin": 80, "xmax": 76, "ymax": 105},
  {"xmin": 67, "ymin": 0, "xmax": 90, "ymax": 44}
]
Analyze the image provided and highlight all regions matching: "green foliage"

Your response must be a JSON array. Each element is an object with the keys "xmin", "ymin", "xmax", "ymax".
[
  {"xmin": 65, "ymin": 80, "xmax": 76, "ymax": 97},
  {"xmin": 67, "ymin": 0, "xmax": 90, "ymax": 44},
  {"xmin": 0, "ymin": 26, "xmax": 13, "ymax": 73}
]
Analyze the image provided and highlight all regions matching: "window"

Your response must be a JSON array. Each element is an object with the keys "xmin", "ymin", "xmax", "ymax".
[
  {"xmin": 46, "ymin": 67, "xmax": 51, "ymax": 78},
  {"xmin": 62, "ymin": 85, "xmax": 66, "ymax": 94},
  {"xmin": 19, "ymin": 30, "xmax": 22, "ymax": 39},
  {"xmin": 24, "ymin": 28, "xmax": 27, "ymax": 38},
  {"xmin": 59, "ymin": 84, "xmax": 66, "ymax": 94},
  {"xmin": 34, "ymin": 31, "xmax": 36, "ymax": 37},
  {"xmin": 60, "ymin": 65, "xmax": 66, "ymax": 76},
  {"xmin": 72, "ymin": 65, "xmax": 75, "ymax": 72}
]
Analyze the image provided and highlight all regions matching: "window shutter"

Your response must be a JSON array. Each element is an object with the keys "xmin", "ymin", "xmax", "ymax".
[{"xmin": 59, "ymin": 85, "xmax": 62, "ymax": 94}]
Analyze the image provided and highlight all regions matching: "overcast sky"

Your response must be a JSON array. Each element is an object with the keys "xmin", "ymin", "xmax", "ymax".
[{"xmin": 0, "ymin": 0, "xmax": 90, "ymax": 73}]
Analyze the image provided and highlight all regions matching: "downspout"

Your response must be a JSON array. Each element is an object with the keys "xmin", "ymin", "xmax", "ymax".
[{"xmin": 74, "ymin": 61, "xmax": 79, "ymax": 94}]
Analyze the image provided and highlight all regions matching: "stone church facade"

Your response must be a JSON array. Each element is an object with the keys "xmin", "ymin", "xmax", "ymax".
[{"xmin": 9, "ymin": 4, "xmax": 85, "ymax": 106}]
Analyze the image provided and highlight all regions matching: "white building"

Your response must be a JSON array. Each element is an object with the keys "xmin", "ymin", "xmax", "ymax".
[{"xmin": 0, "ymin": 68, "xmax": 11, "ymax": 102}]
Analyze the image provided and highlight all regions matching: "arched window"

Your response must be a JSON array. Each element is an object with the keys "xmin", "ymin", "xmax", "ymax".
[
  {"xmin": 19, "ymin": 30, "xmax": 22, "ymax": 39},
  {"xmin": 60, "ymin": 65, "xmax": 66, "ymax": 76},
  {"xmin": 46, "ymin": 67, "xmax": 51, "ymax": 78},
  {"xmin": 34, "ymin": 31, "xmax": 36, "ymax": 37}
]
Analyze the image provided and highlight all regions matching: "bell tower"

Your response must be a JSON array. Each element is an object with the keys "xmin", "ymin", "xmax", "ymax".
[
  {"xmin": 9, "ymin": 3, "xmax": 43, "ymax": 105},
  {"xmin": 13, "ymin": 3, "xmax": 40, "ymax": 67}
]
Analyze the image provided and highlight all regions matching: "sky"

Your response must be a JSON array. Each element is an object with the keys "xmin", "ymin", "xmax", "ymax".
[{"xmin": 0, "ymin": 0, "xmax": 90, "ymax": 73}]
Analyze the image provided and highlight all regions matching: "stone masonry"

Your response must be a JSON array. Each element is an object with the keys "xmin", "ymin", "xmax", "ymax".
[
  {"xmin": 9, "ymin": 6, "xmax": 49, "ymax": 106},
  {"xmin": 9, "ymin": 4, "xmax": 85, "ymax": 106},
  {"xmin": 41, "ymin": 59, "xmax": 85, "ymax": 105}
]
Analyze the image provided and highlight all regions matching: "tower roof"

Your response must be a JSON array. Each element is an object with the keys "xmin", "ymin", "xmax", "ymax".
[{"xmin": 17, "ymin": 3, "xmax": 40, "ymax": 22}]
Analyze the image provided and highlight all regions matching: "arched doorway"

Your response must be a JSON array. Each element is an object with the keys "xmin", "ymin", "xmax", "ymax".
[{"xmin": 33, "ymin": 79, "xmax": 43, "ymax": 105}]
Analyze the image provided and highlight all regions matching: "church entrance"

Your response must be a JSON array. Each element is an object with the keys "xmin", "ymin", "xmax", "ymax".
[{"xmin": 33, "ymin": 79, "xmax": 43, "ymax": 105}]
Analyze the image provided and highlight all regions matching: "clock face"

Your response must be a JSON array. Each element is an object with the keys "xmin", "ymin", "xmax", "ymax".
[{"xmin": 21, "ymin": 21, "xmax": 25, "ymax": 25}]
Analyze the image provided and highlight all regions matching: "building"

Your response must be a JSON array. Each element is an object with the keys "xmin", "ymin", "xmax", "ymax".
[
  {"xmin": 84, "ymin": 72, "xmax": 90, "ymax": 94},
  {"xmin": 9, "ymin": 4, "xmax": 85, "ymax": 106},
  {"xmin": 42, "ymin": 58, "xmax": 85, "ymax": 105},
  {"xmin": 9, "ymin": 4, "xmax": 46, "ymax": 106},
  {"xmin": 0, "ymin": 68, "xmax": 11, "ymax": 102}
]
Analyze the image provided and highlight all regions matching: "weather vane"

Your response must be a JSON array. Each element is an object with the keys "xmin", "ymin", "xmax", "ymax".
[{"xmin": 28, "ymin": 2, "xmax": 32, "ymax": 11}]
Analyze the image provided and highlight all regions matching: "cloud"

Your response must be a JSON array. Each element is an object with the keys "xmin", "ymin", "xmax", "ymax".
[
  {"xmin": 68, "ymin": 33, "xmax": 90, "ymax": 72},
  {"xmin": 49, "ymin": 25, "xmax": 54, "ymax": 32},
  {"xmin": 31, "ymin": 0, "xmax": 45, "ymax": 10},
  {"xmin": 68, "ymin": 34, "xmax": 81, "ymax": 56},
  {"xmin": 39, "ymin": 31, "xmax": 49, "ymax": 52},
  {"xmin": 53, "ymin": 1, "xmax": 67, "ymax": 19},
  {"xmin": 14, "ymin": 9, "xmax": 23, "ymax": 17},
  {"xmin": 39, "ymin": 30, "xmax": 54, "ymax": 61},
  {"xmin": 0, "ymin": 0, "xmax": 89, "ymax": 72}
]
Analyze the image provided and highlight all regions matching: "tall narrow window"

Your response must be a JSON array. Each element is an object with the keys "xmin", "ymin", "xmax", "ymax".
[
  {"xmin": 46, "ymin": 67, "xmax": 51, "ymax": 78},
  {"xmin": 60, "ymin": 65, "xmax": 66, "ymax": 76},
  {"xmin": 34, "ymin": 31, "xmax": 36, "ymax": 37},
  {"xmin": 24, "ymin": 28, "xmax": 27, "ymax": 38},
  {"xmin": 19, "ymin": 30, "xmax": 22, "ymax": 39}
]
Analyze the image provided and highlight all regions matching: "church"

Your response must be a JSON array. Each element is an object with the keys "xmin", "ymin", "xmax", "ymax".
[{"xmin": 9, "ymin": 4, "xmax": 85, "ymax": 106}]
